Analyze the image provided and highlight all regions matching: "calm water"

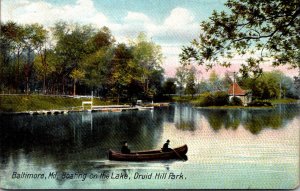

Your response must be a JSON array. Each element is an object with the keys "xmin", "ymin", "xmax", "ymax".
[{"xmin": 0, "ymin": 104, "xmax": 299, "ymax": 189}]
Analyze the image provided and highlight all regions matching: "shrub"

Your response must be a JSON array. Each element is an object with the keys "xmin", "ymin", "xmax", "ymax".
[
  {"xmin": 230, "ymin": 96, "xmax": 243, "ymax": 106},
  {"xmin": 192, "ymin": 91, "xmax": 229, "ymax": 106},
  {"xmin": 192, "ymin": 92, "xmax": 213, "ymax": 106},
  {"xmin": 214, "ymin": 91, "xmax": 229, "ymax": 106},
  {"xmin": 200, "ymin": 92, "xmax": 215, "ymax": 106}
]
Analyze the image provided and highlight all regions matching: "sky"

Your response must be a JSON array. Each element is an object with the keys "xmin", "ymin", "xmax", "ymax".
[{"xmin": 2, "ymin": 0, "xmax": 298, "ymax": 79}]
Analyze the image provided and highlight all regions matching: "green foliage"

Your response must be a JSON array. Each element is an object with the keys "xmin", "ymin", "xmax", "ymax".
[
  {"xmin": 70, "ymin": 69, "xmax": 85, "ymax": 82},
  {"xmin": 53, "ymin": 22, "xmax": 94, "ymax": 70},
  {"xmin": 131, "ymin": 32, "xmax": 164, "ymax": 98},
  {"xmin": 175, "ymin": 66, "xmax": 188, "ymax": 95},
  {"xmin": 0, "ymin": 22, "xmax": 48, "ymax": 93},
  {"xmin": 230, "ymin": 97, "xmax": 243, "ymax": 106},
  {"xmin": 163, "ymin": 78, "xmax": 176, "ymax": 95},
  {"xmin": 184, "ymin": 69, "xmax": 196, "ymax": 96},
  {"xmin": 269, "ymin": 98, "xmax": 298, "ymax": 104},
  {"xmin": 197, "ymin": 92, "xmax": 215, "ymax": 107},
  {"xmin": 214, "ymin": 91, "xmax": 229, "ymax": 106},
  {"xmin": 192, "ymin": 91, "xmax": 229, "ymax": 107},
  {"xmin": 90, "ymin": 26, "xmax": 115, "ymax": 51},
  {"xmin": 238, "ymin": 70, "xmax": 298, "ymax": 100},
  {"xmin": 180, "ymin": 0, "xmax": 300, "ymax": 75},
  {"xmin": 251, "ymin": 71, "xmax": 281, "ymax": 99},
  {"xmin": 173, "ymin": 95, "xmax": 195, "ymax": 103},
  {"xmin": 1, "ymin": 21, "xmax": 164, "ymax": 101},
  {"xmin": 197, "ymin": 81, "xmax": 212, "ymax": 94},
  {"xmin": 175, "ymin": 66, "xmax": 197, "ymax": 96}
]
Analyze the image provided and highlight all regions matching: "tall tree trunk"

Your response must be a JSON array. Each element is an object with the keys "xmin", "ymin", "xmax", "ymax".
[
  {"xmin": 73, "ymin": 80, "xmax": 76, "ymax": 96},
  {"xmin": 62, "ymin": 76, "xmax": 65, "ymax": 95},
  {"xmin": 15, "ymin": 50, "xmax": 20, "ymax": 93},
  {"xmin": 146, "ymin": 79, "xmax": 149, "ymax": 94},
  {"xmin": 26, "ymin": 77, "xmax": 29, "ymax": 95},
  {"xmin": 41, "ymin": 49, "xmax": 47, "ymax": 94},
  {"xmin": 43, "ymin": 74, "xmax": 46, "ymax": 94}
]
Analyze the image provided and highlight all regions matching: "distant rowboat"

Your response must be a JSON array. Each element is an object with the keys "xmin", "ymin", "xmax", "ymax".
[{"xmin": 108, "ymin": 145, "xmax": 188, "ymax": 161}]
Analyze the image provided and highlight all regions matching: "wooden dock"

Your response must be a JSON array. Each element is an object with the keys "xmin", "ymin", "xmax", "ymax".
[{"xmin": 0, "ymin": 102, "xmax": 170, "ymax": 116}]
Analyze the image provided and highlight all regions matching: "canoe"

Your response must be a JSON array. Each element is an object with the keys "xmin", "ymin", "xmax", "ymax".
[{"xmin": 108, "ymin": 144, "xmax": 188, "ymax": 161}]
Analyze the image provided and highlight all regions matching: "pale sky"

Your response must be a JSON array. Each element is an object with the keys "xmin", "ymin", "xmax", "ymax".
[{"xmin": 2, "ymin": 0, "xmax": 298, "ymax": 78}]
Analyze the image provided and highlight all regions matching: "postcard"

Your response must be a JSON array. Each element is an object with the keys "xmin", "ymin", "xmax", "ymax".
[{"xmin": 0, "ymin": 0, "xmax": 299, "ymax": 189}]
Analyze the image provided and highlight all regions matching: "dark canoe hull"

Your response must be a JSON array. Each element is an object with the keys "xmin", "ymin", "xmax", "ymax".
[{"xmin": 108, "ymin": 145, "xmax": 188, "ymax": 161}]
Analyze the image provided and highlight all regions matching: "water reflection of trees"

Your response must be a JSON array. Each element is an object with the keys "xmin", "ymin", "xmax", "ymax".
[
  {"xmin": 174, "ymin": 104, "xmax": 196, "ymax": 131},
  {"xmin": 198, "ymin": 104, "xmax": 300, "ymax": 134},
  {"xmin": 0, "ymin": 110, "xmax": 164, "ymax": 174}
]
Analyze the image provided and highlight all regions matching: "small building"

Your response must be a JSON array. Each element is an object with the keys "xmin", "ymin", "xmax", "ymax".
[
  {"xmin": 228, "ymin": 82, "xmax": 252, "ymax": 105},
  {"xmin": 136, "ymin": 100, "xmax": 143, "ymax": 106}
]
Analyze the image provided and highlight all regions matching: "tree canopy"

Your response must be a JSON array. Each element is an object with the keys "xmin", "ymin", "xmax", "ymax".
[
  {"xmin": 0, "ymin": 21, "xmax": 164, "ymax": 101},
  {"xmin": 180, "ymin": 0, "xmax": 300, "ymax": 77}
]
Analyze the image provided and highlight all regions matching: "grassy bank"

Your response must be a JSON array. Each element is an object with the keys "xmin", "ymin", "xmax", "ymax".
[
  {"xmin": 172, "ymin": 94, "xmax": 299, "ymax": 106},
  {"xmin": 195, "ymin": 105, "xmax": 274, "ymax": 109},
  {"xmin": 0, "ymin": 95, "xmax": 113, "ymax": 112},
  {"xmin": 269, "ymin": 98, "xmax": 299, "ymax": 104},
  {"xmin": 172, "ymin": 95, "xmax": 195, "ymax": 103}
]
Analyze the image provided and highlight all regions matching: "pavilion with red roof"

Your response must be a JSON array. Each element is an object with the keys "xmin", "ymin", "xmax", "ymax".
[{"xmin": 228, "ymin": 82, "xmax": 252, "ymax": 105}]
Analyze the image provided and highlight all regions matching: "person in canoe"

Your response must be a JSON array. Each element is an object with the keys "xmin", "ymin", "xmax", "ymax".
[
  {"xmin": 162, "ymin": 139, "xmax": 172, "ymax": 152},
  {"xmin": 121, "ymin": 141, "xmax": 131, "ymax": 154}
]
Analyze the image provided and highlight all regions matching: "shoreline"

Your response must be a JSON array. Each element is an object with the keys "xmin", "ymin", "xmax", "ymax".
[
  {"xmin": 0, "ymin": 104, "xmax": 173, "ymax": 116},
  {"xmin": 194, "ymin": 106, "xmax": 276, "ymax": 110}
]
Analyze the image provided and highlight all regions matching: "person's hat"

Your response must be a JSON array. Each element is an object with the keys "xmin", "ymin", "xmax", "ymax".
[
  {"xmin": 166, "ymin": 139, "xmax": 170, "ymax": 142},
  {"xmin": 123, "ymin": 141, "xmax": 127, "ymax": 144}
]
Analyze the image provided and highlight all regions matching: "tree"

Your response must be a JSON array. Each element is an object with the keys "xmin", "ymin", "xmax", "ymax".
[
  {"xmin": 22, "ymin": 24, "xmax": 48, "ymax": 94},
  {"xmin": 23, "ymin": 23, "xmax": 48, "ymax": 94},
  {"xmin": 197, "ymin": 80, "xmax": 212, "ymax": 93},
  {"xmin": 184, "ymin": 68, "xmax": 196, "ymax": 97},
  {"xmin": 52, "ymin": 22, "xmax": 95, "ymax": 94},
  {"xmin": 81, "ymin": 27, "xmax": 115, "ymax": 96},
  {"xmin": 90, "ymin": 26, "xmax": 115, "ymax": 51},
  {"xmin": 147, "ymin": 68, "xmax": 164, "ymax": 99},
  {"xmin": 81, "ymin": 48, "xmax": 113, "ymax": 95},
  {"xmin": 0, "ymin": 21, "xmax": 164, "ymax": 99},
  {"xmin": 294, "ymin": 77, "xmax": 300, "ymax": 98},
  {"xmin": 33, "ymin": 50, "xmax": 59, "ymax": 93},
  {"xmin": 109, "ymin": 43, "xmax": 135, "ymax": 102},
  {"xmin": 180, "ymin": 0, "xmax": 300, "ymax": 76},
  {"xmin": 238, "ymin": 70, "xmax": 297, "ymax": 99},
  {"xmin": 175, "ymin": 66, "xmax": 188, "ymax": 96},
  {"xmin": 223, "ymin": 72, "xmax": 233, "ymax": 89},
  {"xmin": 70, "ymin": 69, "xmax": 85, "ymax": 96},
  {"xmin": 209, "ymin": 70, "xmax": 223, "ymax": 91},
  {"xmin": 1, "ymin": 22, "xmax": 26, "ymax": 92},
  {"xmin": 163, "ymin": 78, "xmax": 176, "ymax": 96},
  {"xmin": 132, "ymin": 32, "xmax": 163, "ymax": 95},
  {"xmin": 250, "ymin": 71, "xmax": 282, "ymax": 99}
]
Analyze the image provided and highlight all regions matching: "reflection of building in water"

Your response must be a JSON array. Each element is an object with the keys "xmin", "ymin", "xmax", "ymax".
[
  {"xmin": 81, "ymin": 112, "xmax": 93, "ymax": 132},
  {"xmin": 174, "ymin": 105, "xmax": 196, "ymax": 131}
]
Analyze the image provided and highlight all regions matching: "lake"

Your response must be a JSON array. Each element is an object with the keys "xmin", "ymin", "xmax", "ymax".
[{"xmin": 0, "ymin": 104, "xmax": 299, "ymax": 189}]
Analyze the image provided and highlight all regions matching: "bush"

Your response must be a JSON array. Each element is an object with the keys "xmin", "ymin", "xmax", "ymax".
[
  {"xmin": 230, "ymin": 97, "xmax": 243, "ymax": 106},
  {"xmin": 192, "ymin": 91, "xmax": 229, "ymax": 107},
  {"xmin": 247, "ymin": 100, "xmax": 272, "ymax": 107},
  {"xmin": 200, "ymin": 92, "xmax": 215, "ymax": 106},
  {"xmin": 214, "ymin": 91, "xmax": 229, "ymax": 106}
]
